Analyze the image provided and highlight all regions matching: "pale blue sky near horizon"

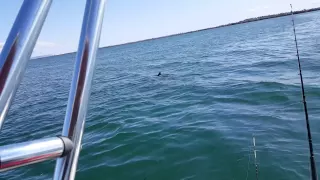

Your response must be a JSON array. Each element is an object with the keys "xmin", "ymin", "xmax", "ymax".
[{"xmin": 0, "ymin": 0, "xmax": 320, "ymax": 56}]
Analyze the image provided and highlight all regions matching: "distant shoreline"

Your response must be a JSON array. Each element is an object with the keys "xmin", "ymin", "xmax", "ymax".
[
  {"xmin": 43, "ymin": 7, "xmax": 320, "ymax": 58},
  {"xmin": 215, "ymin": 7, "xmax": 320, "ymax": 28},
  {"xmin": 101, "ymin": 7, "xmax": 320, "ymax": 48}
]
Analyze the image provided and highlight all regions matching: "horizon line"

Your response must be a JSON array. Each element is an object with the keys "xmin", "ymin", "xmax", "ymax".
[{"xmin": 35, "ymin": 6, "xmax": 320, "ymax": 59}]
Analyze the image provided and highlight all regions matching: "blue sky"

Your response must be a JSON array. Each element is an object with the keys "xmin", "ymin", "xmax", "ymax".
[{"xmin": 1, "ymin": 0, "xmax": 320, "ymax": 56}]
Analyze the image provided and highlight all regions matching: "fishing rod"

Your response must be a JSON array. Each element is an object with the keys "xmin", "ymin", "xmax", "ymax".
[
  {"xmin": 290, "ymin": 4, "xmax": 318, "ymax": 180},
  {"xmin": 253, "ymin": 136, "xmax": 258, "ymax": 180}
]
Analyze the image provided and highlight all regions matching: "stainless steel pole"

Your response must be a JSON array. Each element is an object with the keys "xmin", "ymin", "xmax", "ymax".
[
  {"xmin": 0, "ymin": 137, "xmax": 73, "ymax": 171},
  {"xmin": 0, "ymin": 0, "xmax": 52, "ymax": 129},
  {"xmin": 53, "ymin": 0, "xmax": 106, "ymax": 179}
]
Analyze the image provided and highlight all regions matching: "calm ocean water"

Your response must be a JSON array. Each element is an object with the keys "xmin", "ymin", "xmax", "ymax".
[{"xmin": 1, "ymin": 11, "xmax": 320, "ymax": 180}]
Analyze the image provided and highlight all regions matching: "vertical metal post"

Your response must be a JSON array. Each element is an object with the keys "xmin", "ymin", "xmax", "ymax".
[
  {"xmin": 0, "ymin": 0, "xmax": 52, "ymax": 129},
  {"xmin": 53, "ymin": 0, "xmax": 106, "ymax": 179}
]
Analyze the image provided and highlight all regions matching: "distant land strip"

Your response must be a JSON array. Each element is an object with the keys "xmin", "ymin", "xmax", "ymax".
[
  {"xmin": 102, "ymin": 7, "xmax": 320, "ymax": 48},
  {"xmin": 216, "ymin": 7, "xmax": 320, "ymax": 28},
  {"xmin": 44, "ymin": 7, "xmax": 320, "ymax": 58}
]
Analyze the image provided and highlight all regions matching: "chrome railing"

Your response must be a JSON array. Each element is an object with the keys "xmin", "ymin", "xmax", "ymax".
[
  {"xmin": 0, "ymin": 0, "xmax": 52, "ymax": 130},
  {"xmin": 0, "ymin": 0, "xmax": 106, "ymax": 179},
  {"xmin": 54, "ymin": 0, "xmax": 106, "ymax": 179},
  {"xmin": 0, "ymin": 137, "xmax": 73, "ymax": 171}
]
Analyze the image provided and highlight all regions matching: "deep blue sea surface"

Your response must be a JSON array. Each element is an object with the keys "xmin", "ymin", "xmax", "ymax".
[{"xmin": 1, "ymin": 11, "xmax": 320, "ymax": 180}]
